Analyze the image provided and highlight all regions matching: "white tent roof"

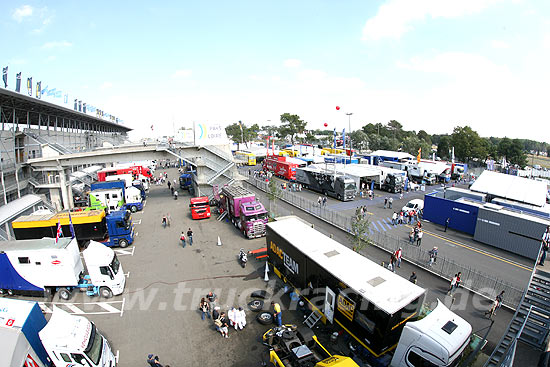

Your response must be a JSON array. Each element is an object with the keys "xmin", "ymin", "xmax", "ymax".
[
  {"xmin": 470, "ymin": 171, "xmax": 547, "ymax": 207},
  {"xmin": 0, "ymin": 194, "xmax": 43, "ymax": 225}
]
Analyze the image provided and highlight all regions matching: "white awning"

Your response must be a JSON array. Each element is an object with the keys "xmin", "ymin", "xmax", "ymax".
[
  {"xmin": 470, "ymin": 171, "xmax": 547, "ymax": 207},
  {"xmin": 0, "ymin": 194, "xmax": 43, "ymax": 225}
]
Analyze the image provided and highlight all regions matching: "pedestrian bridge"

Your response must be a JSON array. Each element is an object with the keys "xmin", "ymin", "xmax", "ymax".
[{"xmin": 27, "ymin": 142, "xmax": 242, "ymax": 210}]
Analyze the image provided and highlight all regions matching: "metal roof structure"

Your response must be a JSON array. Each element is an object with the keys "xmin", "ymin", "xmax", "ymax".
[
  {"xmin": 0, "ymin": 194, "xmax": 43, "ymax": 225},
  {"xmin": 0, "ymin": 87, "xmax": 131, "ymax": 133},
  {"xmin": 268, "ymin": 217, "xmax": 426, "ymax": 315},
  {"xmin": 370, "ymin": 150, "xmax": 414, "ymax": 161},
  {"xmin": 0, "ymin": 237, "xmax": 73, "ymax": 251},
  {"xmin": 470, "ymin": 170, "xmax": 547, "ymax": 207}
]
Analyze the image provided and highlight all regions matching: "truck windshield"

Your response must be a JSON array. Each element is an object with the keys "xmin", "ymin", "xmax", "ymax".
[
  {"xmin": 190, "ymin": 202, "xmax": 208, "ymax": 207},
  {"xmin": 110, "ymin": 255, "xmax": 120, "ymax": 275},
  {"xmin": 246, "ymin": 213, "xmax": 268, "ymax": 221},
  {"xmin": 345, "ymin": 183, "xmax": 356, "ymax": 191},
  {"xmin": 84, "ymin": 323, "xmax": 103, "ymax": 365}
]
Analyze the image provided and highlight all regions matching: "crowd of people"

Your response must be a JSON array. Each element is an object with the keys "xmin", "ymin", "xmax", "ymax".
[{"xmin": 200, "ymin": 292, "xmax": 248, "ymax": 339}]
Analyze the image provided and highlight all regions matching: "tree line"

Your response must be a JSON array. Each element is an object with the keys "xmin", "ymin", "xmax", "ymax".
[{"xmin": 226, "ymin": 114, "xmax": 547, "ymax": 167}]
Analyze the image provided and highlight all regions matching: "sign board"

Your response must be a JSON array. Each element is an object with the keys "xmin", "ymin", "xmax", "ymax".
[{"xmin": 194, "ymin": 122, "xmax": 229, "ymax": 145}]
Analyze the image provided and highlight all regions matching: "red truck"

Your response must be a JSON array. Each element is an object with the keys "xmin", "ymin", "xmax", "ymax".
[
  {"xmin": 97, "ymin": 165, "xmax": 153, "ymax": 181},
  {"xmin": 189, "ymin": 196, "xmax": 211, "ymax": 220},
  {"xmin": 262, "ymin": 155, "xmax": 305, "ymax": 181}
]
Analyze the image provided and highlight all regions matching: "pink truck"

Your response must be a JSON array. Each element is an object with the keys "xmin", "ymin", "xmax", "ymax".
[{"xmin": 221, "ymin": 185, "xmax": 268, "ymax": 239}]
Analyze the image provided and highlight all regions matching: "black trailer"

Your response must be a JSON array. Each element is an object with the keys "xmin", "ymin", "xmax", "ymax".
[
  {"xmin": 266, "ymin": 217, "xmax": 425, "ymax": 358},
  {"xmin": 295, "ymin": 166, "xmax": 356, "ymax": 201}
]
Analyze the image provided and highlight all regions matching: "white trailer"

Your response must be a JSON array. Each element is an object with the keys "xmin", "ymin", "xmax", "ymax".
[{"xmin": 0, "ymin": 237, "xmax": 125, "ymax": 300}]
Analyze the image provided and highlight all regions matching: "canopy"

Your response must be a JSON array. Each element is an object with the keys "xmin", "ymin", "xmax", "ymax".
[{"xmin": 470, "ymin": 171, "xmax": 547, "ymax": 207}]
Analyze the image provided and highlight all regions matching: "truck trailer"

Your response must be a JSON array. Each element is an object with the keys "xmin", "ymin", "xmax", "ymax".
[
  {"xmin": 266, "ymin": 217, "xmax": 471, "ymax": 366},
  {"xmin": 295, "ymin": 166, "xmax": 356, "ymax": 201},
  {"xmin": 220, "ymin": 184, "xmax": 268, "ymax": 239},
  {"xmin": 12, "ymin": 209, "xmax": 135, "ymax": 248},
  {"xmin": 0, "ymin": 237, "xmax": 125, "ymax": 300},
  {"xmin": 1, "ymin": 298, "xmax": 118, "ymax": 367},
  {"xmin": 263, "ymin": 155, "xmax": 306, "ymax": 181}
]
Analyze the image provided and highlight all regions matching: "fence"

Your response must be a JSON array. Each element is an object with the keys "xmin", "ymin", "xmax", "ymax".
[{"xmin": 246, "ymin": 175, "xmax": 525, "ymax": 309}]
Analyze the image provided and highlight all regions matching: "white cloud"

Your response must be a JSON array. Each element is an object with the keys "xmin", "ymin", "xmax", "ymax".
[
  {"xmin": 283, "ymin": 59, "xmax": 302, "ymax": 68},
  {"xmin": 172, "ymin": 69, "xmax": 192, "ymax": 78},
  {"xmin": 362, "ymin": 0, "xmax": 502, "ymax": 41},
  {"xmin": 31, "ymin": 8, "xmax": 54, "ymax": 34},
  {"xmin": 12, "ymin": 5, "xmax": 33, "ymax": 22},
  {"xmin": 42, "ymin": 41, "xmax": 72, "ymax": 49},
  {"xmin": 491, "ymin": 40, "xmax": 509, "ymax": 49}
]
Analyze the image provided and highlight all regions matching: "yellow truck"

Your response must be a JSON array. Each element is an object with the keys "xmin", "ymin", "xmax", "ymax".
[{"xmin": 263, "ymin": 324, "xmax": 358, "ymax": 367}]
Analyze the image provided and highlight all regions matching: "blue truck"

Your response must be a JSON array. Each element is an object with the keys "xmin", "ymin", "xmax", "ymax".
[{"xmin": 179, "ymin": 172, "xmax": 194, "ymax": 191}]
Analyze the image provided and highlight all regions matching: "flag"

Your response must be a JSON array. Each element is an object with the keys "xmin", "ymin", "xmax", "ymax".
[
  {"xmin": 78, "ymin": 100, "xmax": 82, "ymax": 112},
  {"xmin": 83, "ymin": 103, "xmax": 86, "ymax": 113},
  {"xmin": 151, "ymin": 124, "xmax": 154, "ymax": 131},
  {"xmin": 27, "ymin": 77, "xmax": 32, "ymax": 96},
  {"xmin": 2, "ymin": 66, "xmax": 7, "ymax": 88},
  {"xmin": 68, "ymin": 212, "xmax": 76, "ymax": 239},
  {"xmin": 41, "ymin": 85, "xmax": 49, "ymax": 95},
  {"xmin": 55, "ymin": 221, "xmax": 63, "ymax": 244},
  {"xmin": 342, "ymin": 128, "xmax": 346, "ymax": 151},
  {"xmin": 36, "ymin": 81, "xmax": 41, "ymax": 99},
  {"xmin": 417, "ymin": 147, "xmax": 421, "ymax": 163},
  {"xmin": 74, "ymin": 99, "xmax": 77, "ymax": 110},
  {"xmin": 333, "ymin": 128, "xmax": 336, "ymax": 148},
  {"xmin": 64, "ymin": 93, "xmax": 68, "ymax": 103},
  {"xmin": 15, "ymin": 72, "xmax": 21, "ymax": 92},
  {"xmin": 47, "ymin": 88, "xmax": 56, "ymax": 97},
  {"xmin": 238, "ymin": 120, "xmax": 243, "ymax": 132}
]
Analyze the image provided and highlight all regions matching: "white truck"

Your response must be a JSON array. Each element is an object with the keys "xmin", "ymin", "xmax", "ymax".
[
  {"xmin": 0, "ymin": 297, "xmax": 117, "ymax": 367},
  {"xmin": 0, "ymin": 237, "xmax": 125, "ymax": 300}
]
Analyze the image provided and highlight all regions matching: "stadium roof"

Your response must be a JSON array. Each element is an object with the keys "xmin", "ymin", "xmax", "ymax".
[{"xmin": 0, "ymin": 87, "xmax": 131, "ymax": 132}]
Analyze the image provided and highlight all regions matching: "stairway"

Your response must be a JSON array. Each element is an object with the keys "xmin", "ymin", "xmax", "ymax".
[
  {"xmin": 304, "ymin": 309, "xmax": 323, "ymax": 328},
  {"xmin": 485, "ymin": 268, "xmax": 550, "ymax": 367}
]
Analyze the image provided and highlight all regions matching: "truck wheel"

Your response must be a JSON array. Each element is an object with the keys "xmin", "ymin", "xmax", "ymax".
[
  {"xmin": 257, "ymin": 312, "xmax": 273, "ymax": 325},
  {"xmin": 130, "ymin": 205, "xmax": 137, "ymax": 213},
  {"xmin": 337, "ymin": 194, "xmax": 341, "ymax": 201},
  {"xmin": 58, "ymin": 287, "xmax": 72, "ymax": 301},
  {"xmin": 7, "ymin": 289, "xmax": 14, "ymax": 296},
  {"xmin": 118, "ymin": 239, "xmax": 129, "ymax": 248},
  {"xmin": 248, "ymin": 300, "xmax": 264, "ymax": 312},
  {"xmin": 100, "ymin": 287, "xmax": 113, "ymax": 299}
]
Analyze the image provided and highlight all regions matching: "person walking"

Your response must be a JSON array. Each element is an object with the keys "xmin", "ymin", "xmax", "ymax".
[
  {"xmin": 388, "ymin": 197, "xmax": 393, "ymax": 209},
  {"xmin": 389, "ymin": 253, "xmax": 396, "ymax": 272},
  {"xmin": 162, "ymin": 215, "xmax": 167, "ymax": 229},
  {"xmin": 539, "ymin": 226, "xmax": 550, "ymax": 266},
  {"xmin": 454, "ymin": 272, "xmax": 462, "ymax": 292},
  {"xmin": 174, "ymin": 190, "xmax": 178, "ymax": 200},
  {"xmin": 428, "ymin": 246, "xmax": 438, "ymax": 266},
  {"xmin": 392, "ymin": 212, "xmax": 398, "ymax": 226},
  {"xmin": 170, "ymin": 186, "xmax": 174, "ymax": 196},
  {"xmin": 235, "ymin": 307, "xmax": 246, "ymax": 330},
  {"xmin": 318, "ymin": 196, "xmax": 322, "ymax": 207},
  {"xmin": 187, "ymin": 228, "xmax": 193, "ymax": 246},
  {"xmin": 409, "ymin": 271, "xmax": 417, "ymax": 284},
  {"xmin": 323, "ymin": 196, "xmax": 327, "ymax": 207},
  {"xmin": 271, "ymin": 301, "xmax": 282, "ymax": 327},
  {"xmin": 409, "ymin": 228, "xmax": 415, "ymax": 244},
  {"xmin": 485, "ymin": 291, "xmax": 505, "ymax": 318},
  {"xmin": 207, "ymin": 291, "xmax": 218, "ymax": 315},
  {"xmin": 394, "ymin": 247, "xmax": 402, "ymax": 268},
  {"xmin": 384, "ymin": 197, "xmax": 388, "ymax": 209},
  {"xmin": 216, "ymin": 312, "xmax": 229, "ymax": 338},
  {"xmin": 180, "ymin": 231, "xmax": 186, "ymax": 248},
  {"xmin": 199, "ymin": 298, "xmax": 210, "ymax": 320},
  {"xmin": 167, "ymin": 181, "xmax": 171, "ymax": 190},
  {"xmin": 416, "ymin": 230, "xmax": 423, "ymax": 247},
  {"xmin": 444, "ymin": 217, "xmax": 450, "ymax": 232},
  {"xmin": 448, "ymin": 274, "xmax": 458, "ymax": 295},
  {"xmin": 398, "ymin": 211, "xmax": 404, "ymax": 225}
]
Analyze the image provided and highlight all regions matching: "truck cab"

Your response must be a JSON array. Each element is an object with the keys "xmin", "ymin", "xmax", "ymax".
[
  {"xmin": 382, "ymin": 173, "xmax": 403, "ymax": 193},
  {"xmin": 124, "ymin": 186, "xmax": 143, "ymax": 213},
  {"xmin": 103, "ymin": 210, "xmax": 135, "ymax": 248},
  {"xmin": 239, "ymin": 200, "xmax": 268, "ymax": 238},
  {"xmin": 190, "ymin": 196, "xmax": 211, "ymax": 219},
  {"xmin": 39, "ymin": 306, "xmax": 117, "ymax": 367},
  {"xmin": 80, "ymin": 240, "xmax": 126, "ymax": 298},
  {"xmin": 179, "ymin": 172, "xmax": 193, "ymax": 190},
  {"xmin": 338, "ymin": 177, "xmax": 357, "ymax": 201},
  {"xmin": 390, "ymin": 301, "xmax": 472, "ymax": 367}
]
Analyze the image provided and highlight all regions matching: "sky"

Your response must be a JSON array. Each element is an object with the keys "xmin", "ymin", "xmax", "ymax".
[{"xmin": 1, "ymin": 0, "xmax": 549, "ymax": 143}]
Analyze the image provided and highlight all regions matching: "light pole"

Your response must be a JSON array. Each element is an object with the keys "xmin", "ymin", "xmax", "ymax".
[{"xmin": 346, "ymin": 113, "xmax": 353, "ymax": 155}]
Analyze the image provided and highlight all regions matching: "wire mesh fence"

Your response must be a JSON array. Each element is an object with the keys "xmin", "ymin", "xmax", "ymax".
[{"xmin": 245, "ymin": 175, "xmax": 525, "ymax": 308}]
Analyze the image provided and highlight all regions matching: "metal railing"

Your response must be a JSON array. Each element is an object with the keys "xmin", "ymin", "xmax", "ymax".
[{"xmin": 246, "ymin": 175, "xmax": 524, "ymax": 309}]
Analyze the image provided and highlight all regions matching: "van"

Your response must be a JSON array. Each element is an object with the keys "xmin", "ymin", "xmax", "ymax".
[{"xmin": 402, "ymin": 199, "xmax": 424, "ymax": 213}]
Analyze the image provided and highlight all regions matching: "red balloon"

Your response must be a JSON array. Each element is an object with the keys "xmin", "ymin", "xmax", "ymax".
[
  {"xmin": 336, "ymin": 106, "xmax": 340, "ymax": 110},
  {"xmin": 323, "ymin": 123, "xmax": 328, "ymax": 127}
]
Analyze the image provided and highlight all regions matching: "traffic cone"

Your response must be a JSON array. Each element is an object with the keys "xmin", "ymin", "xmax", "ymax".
[
  {"xmin": 217, "ymin": 236, "xmax": 222, "ymax": 246},
  {"xmin": 264, "ymin": 262, "xmax": 269, "ymax": 282}
]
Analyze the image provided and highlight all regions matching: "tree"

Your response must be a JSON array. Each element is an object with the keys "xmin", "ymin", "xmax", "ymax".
[
  {"xmin": 225, "ymin": 122, "xmax": 259, "ymax": 147},
  {"xmin": 267, "ymin": 178, "xmax": 282, "ymax": 218},
  {"xmin": 347, "ymin": 208, "xmax": 371, "ymax": 253},
  {"xmin": 450, "ymin": 126, "xmax": 487, "ymax": 162},
  {"xmin": 349, "ymin": 130, "xmax": 368, "ymax": 150},
  {"xmin": 498, "ymin": 138, "xmax": 527, "ymax": 167},
  {"xmin": 417, "ymin": 130, "xmax": 432, "ymax": 145},
  {"xmin": 262, "ymin": 125, "xmax": 278, "ymax": 138},
  {"xmin": 278, "ymin": 113, "xmax": 307, "ymax": 145},
  {"xmin": 437, "ymin": 135, "xmax": 451, "ymax": 160}
]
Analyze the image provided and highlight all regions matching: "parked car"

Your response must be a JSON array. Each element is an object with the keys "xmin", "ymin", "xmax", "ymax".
[{"xmin": 402, "ymin": 199, "xmax": 424, "ymax": 213}]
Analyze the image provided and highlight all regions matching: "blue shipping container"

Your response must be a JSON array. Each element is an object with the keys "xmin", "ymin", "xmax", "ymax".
[{"xmin": 423, "ymin": 194, "xmax": 479, "ymax": 235}]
